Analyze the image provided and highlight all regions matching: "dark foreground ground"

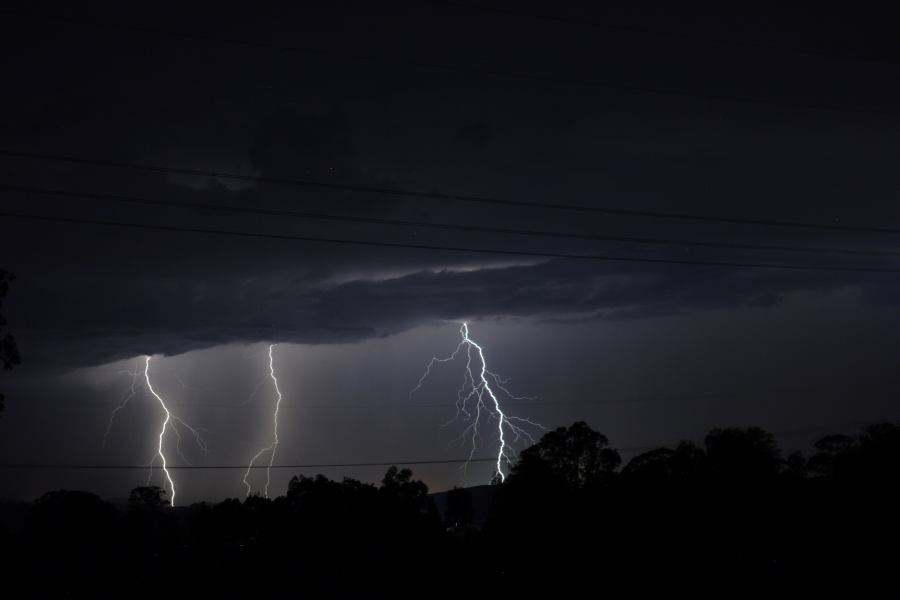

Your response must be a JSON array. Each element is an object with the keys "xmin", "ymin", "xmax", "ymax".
[{"xmin": 1, "ymin": 421, "xmax": 898, "ymax": 598}]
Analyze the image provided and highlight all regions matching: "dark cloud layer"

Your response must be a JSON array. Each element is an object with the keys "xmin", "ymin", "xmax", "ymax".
[
  {"xmin": 4, "ymin": 251, "xmax": 883, "ymax": 367},
  {"xmin": 2, "ymin": 2, "xmax": 900, "ymax": 502}
]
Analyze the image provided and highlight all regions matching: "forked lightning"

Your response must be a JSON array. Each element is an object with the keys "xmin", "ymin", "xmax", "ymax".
[
  {"xmin": 105, "ymin": 356, "xmax": 207, "ymax": 507},
  {"xmin": 411, "ymin": 323, "xmax": 544, "ymax": 482},
  {"xmin": 242, "ymin": 344, "xmax": 284, "ymax": 497}
]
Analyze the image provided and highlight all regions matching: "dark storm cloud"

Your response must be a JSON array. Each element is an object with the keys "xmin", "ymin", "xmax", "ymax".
[
  {"xmin": 1, "ymin": 0, "xmax": 900, "ymax": 371},
  {"xmin": 4, "ymin": 1, "xmax": 900, "ymax": 509},
  {"xmin": 314, "ymin": 260, "xmax": 854, "ymax": 325},
  {"xmin": 8, "ymin": 252, "xmax": 874, "ymax": 367}
]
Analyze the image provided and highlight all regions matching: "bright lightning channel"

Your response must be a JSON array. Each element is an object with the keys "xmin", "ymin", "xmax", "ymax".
[
  {"xmin": 411, "ymin": 322, "xmax": 544, "ymax": 483},
  {"xmin": 143, "ymin": 356, "xmax": 179, "ymax": 506},
  {"xmin": 242, "ymin": 344, "xmax": 284, "ymax": 498},
  {"xmin": 106, "ymin": 356, "xmax": 207, "ymax": 507}
]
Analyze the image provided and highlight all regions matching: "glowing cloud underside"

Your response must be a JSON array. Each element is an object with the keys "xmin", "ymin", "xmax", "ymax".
[
  {"xmin": 243, "ymin": 344, "xmax": 284, "ymax": 498},
  {"xmin": 411, "ymin": 323, "xmax": 545, "ymax": 483}
]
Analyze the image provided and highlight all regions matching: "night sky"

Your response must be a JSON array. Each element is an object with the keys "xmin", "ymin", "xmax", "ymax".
[{"xmin": 2, "ymin": 2, "xmax": 900, "ymax": 504}]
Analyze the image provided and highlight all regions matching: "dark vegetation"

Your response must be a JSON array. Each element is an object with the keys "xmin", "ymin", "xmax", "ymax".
[
  {"xmin": 0, "ymin": 269, "xmax": 22, "ymax": 413},
  {"xmin": 1, "ymin": 421, "xmax": 898, "ymax": 597}
]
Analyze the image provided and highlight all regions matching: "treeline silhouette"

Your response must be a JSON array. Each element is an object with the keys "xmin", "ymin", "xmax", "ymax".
[{"xmin": 1, "ymin": 421, "xmax": 898, "ymax": 597}]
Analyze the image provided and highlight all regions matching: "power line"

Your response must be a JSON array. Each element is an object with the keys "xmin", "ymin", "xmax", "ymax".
[
  {"xmin": 2, "ymin": 420, "xmax": 892, "ymax": 471},
  {"xmin": 1, "ymin": 417, "xmax": 893, "ymax": 471},
  {"xmin": 0, "ymin": 448, "xmax": 695, "ymax": 470},
  {"xmin": 4, "ymin": 149, "xmax": 900, "ymax": 235},
  {"xmin": 0, "ymin": 458, "xmax": 497, "ymax": 470},
  {"xmin": 27, "ymin": 380, "xmax": 880, "ymax": 411},
  {"xmin": 8, "ymin": 184, "xmax": 900, "ymax": 258},
  {"xmin": 28, "ymin": 399, "xmax": 642, "ymax": 410},
  {"xmin": 0, "ymin": 9, "xmax": 884, "ymax": 117},
  {"xmin": 4, "ymin": 209, "xmax": 900, "ymax": 274}
]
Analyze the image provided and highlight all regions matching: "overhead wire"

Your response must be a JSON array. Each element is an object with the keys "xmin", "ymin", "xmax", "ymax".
[
  {"xmin": 4, "ymin": 150, "xmax": 900, "ymax": 235},
  {"xmin": 4, "ymin": 210, "xmax": 900, "ymax": 273}
]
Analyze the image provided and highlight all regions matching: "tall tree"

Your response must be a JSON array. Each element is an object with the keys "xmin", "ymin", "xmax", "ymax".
[
  {"xmin": 514, "ymin": 420, "xmax": 622, "ymax": 489},
  {"xmin": 0, "ymin": 269, "xmax": 22, "ymax": 413}
]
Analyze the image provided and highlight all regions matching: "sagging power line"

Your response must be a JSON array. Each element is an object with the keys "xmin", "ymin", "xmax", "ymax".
[
  {"xmin": 4, "ymin": 210, "xmax": 900, "ymax": 273},
  {"xmin": 4, "ymin": 149, "xmax": 900, "ymax": 235},
  {"xmin": 6, "ymin": 183, "xmax": 900, "ymax": 258}
]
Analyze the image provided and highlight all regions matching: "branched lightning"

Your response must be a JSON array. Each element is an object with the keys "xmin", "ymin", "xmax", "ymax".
[
  {"xmin": 411, "ymin": 323, "xmax": 545, "ymax": 483},
  {"xmin": 105, "ymin": 356, "xmax": 207, "ymax": 507},
  {"xmin": 174, "ymin": 373, "xmax": 217, "ymax": 392},
  {"xmin": 169, "ymin": 414, "xmax": 209, "ymax": 465},
  {"xmin": 143, "ymin": 356, "xmax": 179, "ymax": 506},
  {"xmin": 103, "ymin": 364, "xmax": 141, "ymax": 448},
  {"xmin": 242, "ymin": 344, "xmax": 284, "ymax": 498},
  {"xmin": 239, "ymin": 374, "xmax": 270, "ymax": 406}
]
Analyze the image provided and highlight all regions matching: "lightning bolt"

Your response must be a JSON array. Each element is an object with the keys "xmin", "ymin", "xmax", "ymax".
[
  {"xmin": 142, "ymin": 355, "xmax": 180, "ymax": 506},
  {"xmin": 242, "ymin": 344, "xmax": 284, "ymax": 498},
  {"xmin": 105, "ymin": 356, "xmax": 207, "ymax": 507},
  {"xmin": 103, "ymin": 363, "xmax": 141, "ymax": 448},
  {"xmin": 239, "ymin": 372, "xmax": 270, "ymax": 406},
  {"xmin": 411, "ymin": 323, "xmax": 545, "ymax": 483}
]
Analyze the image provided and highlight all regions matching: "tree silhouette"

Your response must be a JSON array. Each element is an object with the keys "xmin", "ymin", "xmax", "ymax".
[
  {"xmin": 129, "ymin": 485, "xmax": 169, "ymax": 510},
  {"xmin": 515, "ymin": 420, "xmax": 622, "ymax": 489},
  {"xmin": 0, "ymin": 269, "xmax": 22, "ymax": 413},
  {"xmin": 25, "ymin": 490, "xmax": 119, "ymax": 596},
  {"xmin": 622, "ymin": 446, "xmax": 676, "ymax": 481},
  {"xmin": 704, "ymin": 426, "xmax": 782, "ymax": 492},
  {"xmin": 809, "ymin": 423, "xmax": 900, "ymax": 494},
  {"xmin": 807, "ymin": 433, "xmax": 856, "ymax": 477},
  {"xmin": 2, "ymin": 422, "xmax": 899, "ymax": 597}
]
